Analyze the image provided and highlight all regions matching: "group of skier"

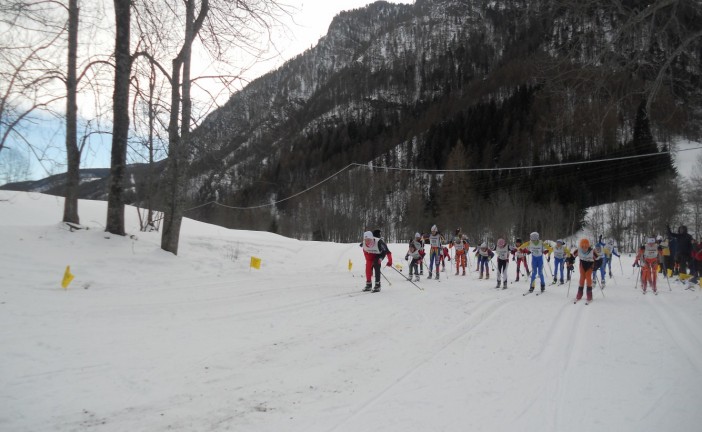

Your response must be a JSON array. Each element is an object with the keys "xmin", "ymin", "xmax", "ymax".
[{"xmin": 360, "ymin": 224, "xmax": 699, "ymax": 300}]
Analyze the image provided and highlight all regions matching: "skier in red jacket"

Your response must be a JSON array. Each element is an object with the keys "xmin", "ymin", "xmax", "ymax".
[{"xmin": 361, "ymin": 229, "xmax": 393, "ymax": 292}]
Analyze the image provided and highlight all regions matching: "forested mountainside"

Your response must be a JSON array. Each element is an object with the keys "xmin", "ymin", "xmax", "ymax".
[
  {"xmin": 11, "ymin": 0, "xmax": 695, "ymax": 242},
  {"xmin": 180, "ymin": 0, "xmax": 699, "ymax": 242}
]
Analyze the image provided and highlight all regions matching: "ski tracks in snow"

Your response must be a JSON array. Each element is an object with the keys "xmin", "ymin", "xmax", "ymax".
[
  {"xmin": 516, "ymin": 299, "xmax": 588, "ymax": 430},
  {"xmin": 326, "ymin": 292, "xmax": 526, "ymax": 432},
  {"xmin": 646, "ymin": 293, "xmax": 702, "ymax": 373}
]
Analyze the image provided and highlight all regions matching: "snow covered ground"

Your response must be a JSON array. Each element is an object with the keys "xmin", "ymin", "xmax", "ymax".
[{"xmin": 2, "ymin": 191, "xmax": 702, "ymax": 432}]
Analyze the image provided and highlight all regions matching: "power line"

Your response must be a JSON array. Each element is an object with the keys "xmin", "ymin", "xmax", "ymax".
[{"xmin": 185, "ymin": 146, "xmax": 701, "ymax": 212}]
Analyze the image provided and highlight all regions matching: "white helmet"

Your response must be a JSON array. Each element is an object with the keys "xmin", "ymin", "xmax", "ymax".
[
  {"xmin": 415, "ymin": 232, "xmax": 421, "ymax": 239},
  {"xmin": 656, "ymin": 235, "xmax": 663, "ymax": 242},
  {"xmin": 480, "ymin": 242, "xmax": 487, "ymax": 248},
  {"xmin": 530, "ymin": 232, "xmax": 539, "ymax": 241},
  {"xmin": 431, "ymin": 225, "xmax": 438, "ymax": 232},
  {"xmin": 556, "ymin": 239, "xmax": 564, "ymax": 245},
  {"xmin": 363, "ymin": 231, "xmax": 373, "ymax": 239}
]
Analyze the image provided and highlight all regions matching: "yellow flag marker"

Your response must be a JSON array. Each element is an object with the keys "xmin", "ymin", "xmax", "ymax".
[
  {"xmin": 678, "ymin": 273, "xmax": 692, "ymax": 281},
  {"xmin": 348, "ymin": 259, "xmax": 353, "ymax": 271},
  {"xmin": 394, "ymin": 263, "xmax": 403, "ymax": 271},
  {"xmin": 61, "ymin": 266, "xmax": 75, "ymax": 289},
  {"xmin": 250, "ymin": 256, "xmax": 262, "ymax": 270}
]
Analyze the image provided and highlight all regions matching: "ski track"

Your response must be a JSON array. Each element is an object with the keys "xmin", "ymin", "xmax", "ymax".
[
  {"xmin": 326, "ymin": 290, "xmax": 526, "ymax": 432},
  {"xmin": 647, "ymin": 292, "xmax": 702, "ymax": 374},
  {"xmin": 511, "ymin": 298, "xmax": 586, "ymax": 430}
]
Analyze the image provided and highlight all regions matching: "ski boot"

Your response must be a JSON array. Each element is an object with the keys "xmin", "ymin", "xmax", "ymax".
[
  {"xmin": 462, "ymin": 269, "xmax": 466, "ymax": 276},
  {"xmin": 559, "ymin": 279, "xmax": 564, "ymax": 285},
  {"xmin": 363, "ymin": 282, "xmax": 372, "ymax": 292},
  {"xmin": 373, "ymin": 282, "xmax": 381, "ymax": 293},
  {"xmin": 541, "ymin": 284, "xmax": 546, "ymax": 293},
  {"xmin": 427, "ymin": 272, "xmax": 432, "ymax": 280},
  {"xmin": 414, "ymin": 275, "xmax": 420, "ymax": 282},
  {"xmin": 455, "ymin": 270, "xmax": 459, "ymax": 276},
  {"xmin": 485, "ymin": 272, "xmax": 490, "ymax": 280},
  {"xmin": 553, "ymin": 277, "xmax": 557, "ymax": 284},
  {"xmin": 435, "ymin": 272, "xmax": 439, "ymax": 280},
  {"xmin": 496, "ymin": 280, "xmax": 501, "ymax": 288},
  {"xmin": 576, "ymin": 286, "xmax": 583, "ymax": 300},
  {"xmin": 502, "ymin": 280, "xmax": 507, "ymax": 289},
  {"xmin": 586, "ymin": 286, "xmax": 593, "ymax": 301},
  {"xmin": 479, "ymin": 273, "xmax": 483, "ymax": 280}
]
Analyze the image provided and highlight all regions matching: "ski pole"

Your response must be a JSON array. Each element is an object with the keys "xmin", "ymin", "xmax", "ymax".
[
  {"xmin": 380, "ymin": 269, "xmax": 392, "ymax": 287},
  {"xmin": 593, "ymin": 274, "xmax": 605, "ymax": 298},
  {"xmin": 618, "ymin": 255, "xmax": 624, "ymax": 275},
  {"xmin": 390, "ymin": 266, "xmax": 423, "ymax": 291},
  {"xmin": 662, "ymin": 262, "xmax": 672, "ymax": 291},
  {"xmin": 567, "ymin": 274, "xmax": 572, "ymax": 298},
  {"xmin": 634, "ymin": 265, "xmax": 640, "ymax": 290}
]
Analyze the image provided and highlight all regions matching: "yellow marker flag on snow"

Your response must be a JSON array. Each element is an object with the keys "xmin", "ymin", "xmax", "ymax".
[
  {"xmin": 667, "ymin": 268, "xmax": 673, "ymax": 277},
  {"xmin": 394, "ymin": 263, "xmax": 403, "ymax": 271},
  {"xmin": 61, "ymin": 266, "xmax": 74, "ymax": 289},
  {"xmin": 348, "ymin": 259, "xmax": 353, "ymax": 271},
  {"xmin": 250, "ymin": 256, "xmax": 262, "ymax": 270},
  {"xmin": 679, "ymin": 273, "xmax": 692, "ymax": 281}
]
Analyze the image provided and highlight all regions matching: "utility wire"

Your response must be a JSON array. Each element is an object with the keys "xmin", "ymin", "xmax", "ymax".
[{"xmin": 184, "ymin": 146, "xmax": 702, "ymax": 212}]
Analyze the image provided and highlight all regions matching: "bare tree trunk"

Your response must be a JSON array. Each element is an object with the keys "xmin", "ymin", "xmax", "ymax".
[
  {"xmin": 106, "ymin": 0, "xmax": 131, "ymax": 235},
  {"xmin": 160, "ymin": 54, "xmax": 184, "ymax": 253},
  {"xmin": 161, "ymin": 0, "xmax": 209, "ymax": 255},
  {"xmin": 63, "ymin": 0, "xmax": 80, "ymax": 224},
  {"xmin": 146, "ymin": 64, "xmax": 156, "ymax": 226}
]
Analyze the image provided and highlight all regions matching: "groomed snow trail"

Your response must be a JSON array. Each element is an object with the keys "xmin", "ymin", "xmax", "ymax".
[{"xmin": 2, "ymin": 192, "xmax": 702, "ymax": 432}]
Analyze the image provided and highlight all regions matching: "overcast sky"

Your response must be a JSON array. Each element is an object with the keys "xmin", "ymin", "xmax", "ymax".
[{"xmin": 5, "ymin": 1, "xmax": 412, "ymax": 182}]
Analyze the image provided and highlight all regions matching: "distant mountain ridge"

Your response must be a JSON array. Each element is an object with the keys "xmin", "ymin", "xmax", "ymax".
[{"xmin": 7, "ymin": 0, "xmax": 697, "ymax": 242}]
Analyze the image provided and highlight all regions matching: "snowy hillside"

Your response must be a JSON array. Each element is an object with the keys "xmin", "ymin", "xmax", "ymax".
[{"xmin": 1, "ymin": 191, "xmax": 702, "ymax": 432}]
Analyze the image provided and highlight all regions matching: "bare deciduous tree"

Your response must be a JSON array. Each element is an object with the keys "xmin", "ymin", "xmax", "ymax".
[{"xmin": 126, "ymin": 0, "xmax": 291, "ymax": 254}]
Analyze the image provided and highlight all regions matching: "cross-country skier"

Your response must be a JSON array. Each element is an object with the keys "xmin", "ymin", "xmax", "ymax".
[
  {"xmin": 593, "ymin": 243, "xmax": 606, "ymax": 289},
  {"xmin": 511, "ymin": 238, "xmax": 530, "ymax": 281},
  {"xmin": 426, "ymin": 225, "xmax": 444, "ymax": 280},
  {"xmin": 633, "ymin": 237, "xmax": 663, "ymax": 294},
  {"xmin": 596, "ymin": 235, "xmax": 620, "ymax": 279},
  {"xmin": 494, "ymin": 238, "xmax": 510, "ymax": 288},
  {"xmin": 571, "ymin": 238, "xmax": 598, "ymax": 302},
  {"xmin": 361, "ymin": 230, "xmax": 393, "ymax": 292},
  {"xmin": 441, "ymin": 245, "xmax": 451, "ymax": 272},
  {"xmin": 549, "ymin": 239, "xmax": 570, "ymax": 285},
  {"xmin": 409, "ymin": 232, "xmax": 426, "ymax": 275},
  {"xmin": 449, "ymin": 229, "xmax": 469, "ymax": 276},
  {"xmin": 475, "ymin": 242, "xmax": 494, "ymax": 279},
  {"xmin": 405, "ymin": 242, "xmax": 422, "ymax": 282},
  {"xmin": 601, "ymin": 237, "xmax": 621, "ymax": 278},
  {"xmin": 518, "ymin": 232, "xmax": 552, "ymax": 293}
]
